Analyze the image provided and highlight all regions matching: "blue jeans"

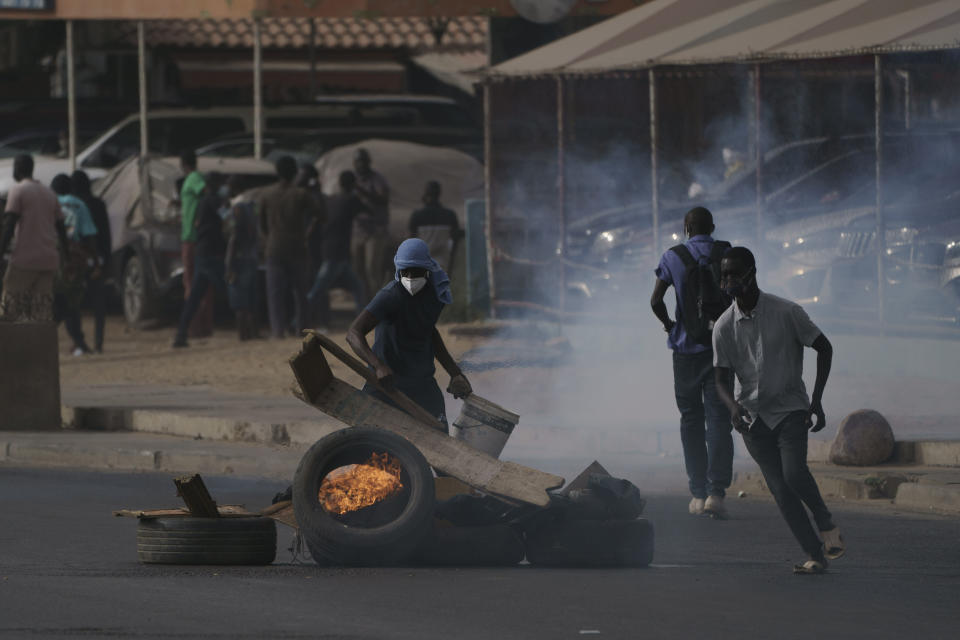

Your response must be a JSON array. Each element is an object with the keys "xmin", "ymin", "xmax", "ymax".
[
  {"xmin": 175, "ymin": 255, "xmax": 227, "ymax": 342},
  {"xmin": 742, "ymin": 412, "xmax": 834, "ymax": 557},
  {"xmin": 306, "ymin": 260, "xmax": 366, "ymax": 325},
  {"xmin": 673, "ymin": 350, "xmax": 733, "ymax": 498}
]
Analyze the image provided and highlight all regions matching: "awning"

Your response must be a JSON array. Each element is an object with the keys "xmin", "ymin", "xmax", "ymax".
[{"xmin": 489, "ymin": 0, "xmax": 960, "ymax": 77}]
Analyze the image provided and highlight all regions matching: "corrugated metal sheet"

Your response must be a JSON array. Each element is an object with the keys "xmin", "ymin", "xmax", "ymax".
[{"xmin": 489, "ymin": 0, "xmax": 960, "ymax": 77}]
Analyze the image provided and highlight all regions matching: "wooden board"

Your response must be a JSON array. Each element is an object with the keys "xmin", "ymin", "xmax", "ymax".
[
  {"xmin": 174, "ymin": 474, "xmax": 219, "ymax": 517},
  {"xmin": 260, "ymin": 500, "xmax": 297, "ymax": 529},
  {"xmin": 290, "ymin": 335, "xmax": 564, "ymax": 507},
  {"xmin": 113, "ymin": 505, "xmax": 255, "ymax": 519}
]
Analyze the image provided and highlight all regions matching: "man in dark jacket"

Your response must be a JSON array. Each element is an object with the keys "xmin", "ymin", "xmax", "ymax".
[
  {"xmin": 173, "ymin": 173, "xmax": 229, "ymax": 348},
  {"xmin": 259, "ymin": 155, "xmax": 320, "ymax": 338},
  {"xmin": 71, "ymin": 170, "xmax": 110, "ymax": 353}
]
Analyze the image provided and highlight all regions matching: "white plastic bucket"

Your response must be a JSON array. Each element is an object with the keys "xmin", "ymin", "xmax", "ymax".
[{"xmin": 451, "ymin": 395, "xmax": 519, "ymax": 459}]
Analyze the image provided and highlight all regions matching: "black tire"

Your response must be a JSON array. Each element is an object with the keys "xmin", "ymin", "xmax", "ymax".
[
  {"xmin": 525, "ymin": 519, "xmax": 654, "ymax": 568},
  {"xmin": 293, "ymin": 427, "xmax": 435, "ymax": 567},
  {"xmin": 122, "ymin": 254, "xmax": 156, "ymax": 327},
  {"xmin": 412, "ymin": 524, "xmax": 525, "ymax": 567},
  {"xmin": 136, "ymin": 517, "xmax": 276, "ymax": 565}
]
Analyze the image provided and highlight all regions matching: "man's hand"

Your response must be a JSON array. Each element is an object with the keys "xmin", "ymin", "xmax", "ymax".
[
  {"xmin": 375, "ymin": 363, "xmax": 395, "ymax": 390},
  {"xmin": 226, "ymin": 270, "xmax": 236, "ymax": 285},
  {"xmin": 731, "ymin": 403, "xmax": 751, "ymax": 433},
  {"xmin": 807, "ymin": 400, "xmax": 826, "ymax": 432},
  {"xmin": 663, "ymin": 319, "xmax": 676, "ymax": 333},
  {"xmin": 447, "ymin": 374, "xmax": 472, "ymax": 399}
]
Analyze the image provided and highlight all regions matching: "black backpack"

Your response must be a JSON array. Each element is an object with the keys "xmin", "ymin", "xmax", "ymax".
[{"xmin": 670, "ymin": 240, "xmax": 731, "ymax": 346}]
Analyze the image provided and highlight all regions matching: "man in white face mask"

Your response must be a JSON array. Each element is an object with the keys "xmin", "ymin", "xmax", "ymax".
[{"xmin": 346, "ymin": 238, "xmax": 472, "ymax": 430}]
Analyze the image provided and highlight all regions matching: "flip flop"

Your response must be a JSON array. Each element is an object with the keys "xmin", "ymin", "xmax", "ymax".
[
  {"xmin": 793, "ymin": 559, "xmax": 827, "ymax": 575},
  {"xmin": 821, "ymin": 528, "xmax": 845, "ymax": 560}
]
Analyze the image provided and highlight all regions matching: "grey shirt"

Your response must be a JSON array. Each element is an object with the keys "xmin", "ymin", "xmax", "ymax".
[{"xmin": 712, "ymin": 292, "xmax": 822, "ymax": 430}]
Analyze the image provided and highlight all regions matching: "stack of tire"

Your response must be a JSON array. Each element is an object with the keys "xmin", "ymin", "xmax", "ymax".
[
  {"xmin": 293, "ymin": 428, "xmax": 654, "ymax": 568},
  {"xmin": 136, "ymin": 516, "xmax": 277, "ymax": 565}
]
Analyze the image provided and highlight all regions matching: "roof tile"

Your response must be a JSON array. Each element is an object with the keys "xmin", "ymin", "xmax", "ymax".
[{"xmin": 109, "ymin": 17, "xmax": 485, "ymax": 51}]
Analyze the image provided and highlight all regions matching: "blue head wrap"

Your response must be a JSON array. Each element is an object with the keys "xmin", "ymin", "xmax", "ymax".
[{"xmin": 394, "ymin": 238, "xmax": 452, "ymax": 305}]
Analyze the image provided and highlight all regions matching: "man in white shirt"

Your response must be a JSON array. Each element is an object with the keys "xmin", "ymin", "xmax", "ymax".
[{"xmin": 712, "ymin": 246, "xmax": 845, "ymax": 574}]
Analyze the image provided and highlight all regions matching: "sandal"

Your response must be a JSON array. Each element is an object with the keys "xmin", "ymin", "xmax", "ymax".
[
  {"xmin": 821, "ymin": 528, "xmax": 845, "ymax": 560},
  {"xmin": 793, "ymin": 559, "xmax": 827, "ymax": 575}
]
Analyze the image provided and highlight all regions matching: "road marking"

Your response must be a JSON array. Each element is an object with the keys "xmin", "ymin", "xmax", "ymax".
[{"xmin": 649, "ymin": 563, "xmax": 696, "ymax": 568}]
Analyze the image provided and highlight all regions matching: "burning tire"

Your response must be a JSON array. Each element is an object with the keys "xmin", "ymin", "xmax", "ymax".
[
  {"xmin": 293, "ymin": 427, "xmax": 435, "ymax": 567},
  {"xmin": 412, "ymin": 524, "xmax": 525, "ymax": 567},
  {"xmin": 136, "ymin": 516, "xmax": 277, "ymax": 565},
  {"xmin": 525, "ymin": 518, "xmax": 654, "ymax": 568}
]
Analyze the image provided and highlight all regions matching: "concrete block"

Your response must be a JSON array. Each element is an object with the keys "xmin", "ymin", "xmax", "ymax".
[
  {"xmin": 0, "ymin": 323, "xmax": 61, "ymax": 430},
  {"xmin": 913, "ymin": 441, "xmax": 960, "ymax": 467},
  {"xmin": 895, "ymin": 482, "xmax": 960, "ymax": 514}
]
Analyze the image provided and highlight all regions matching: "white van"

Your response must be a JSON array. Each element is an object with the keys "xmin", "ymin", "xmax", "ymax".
[{"xmin": 0, "ymin": 107, "xmax": 256, "ymax": 199}]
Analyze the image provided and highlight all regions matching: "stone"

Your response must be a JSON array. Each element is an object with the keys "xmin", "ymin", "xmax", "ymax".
[{"xmin": 829, "ymin": 409, "xmax": 895, "ymax": 466}]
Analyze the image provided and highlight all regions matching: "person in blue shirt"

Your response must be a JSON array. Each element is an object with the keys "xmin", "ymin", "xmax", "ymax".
[
  {"xmin": 346, "ymin": 238, "xmax": 472, "ymax": 430},
  {"xmin": 50, "ymin": 173, "xmax": 100, "ymax": 356},
  {"xmin": 650, "ymin": 206, "xmax": 733, "ymax": 518}
]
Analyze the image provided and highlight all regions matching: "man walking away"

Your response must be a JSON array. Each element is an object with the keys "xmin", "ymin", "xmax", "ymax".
[
  {"xmin": 178, "ymin": 151, "xmax": 214, "ymax": 338},
  {"xmin": 51, "ymin": 173, "xmax": 100, "ymax": 355},
  {"xmin": 71, "ymin": 170, "xmax": 110, "ymax": 353},
  {"xmin": 224, "ymin": 175, "xmax": 261, "ymax": 341},
  {"xmin": 650, "ymin": 206, "xmax": 733, "ymax": 518},
  {"xmin": 713, "ymin": 246, "xmax": 845, "ymax": 574},
  {"xmin": 352, "ymin": 148, "xmax": 390, "ymax": 298},
  {"xmin": 172, "ymin": 173, "xmax": 230, "ymax": 348},
  {"xmin": 0, "ymin": 154, "xmax": 69, "ymax": 323},
  {"xmin": 409, "ymin": 180, "xmax": 461, "ymax": 273},
  {"xmin": 306, "ymin": 170, "xmax": 366, "ymax": 330},
  {"xmin": 259, "ymin": 155, "xmax": 318, "ymax": 339}
]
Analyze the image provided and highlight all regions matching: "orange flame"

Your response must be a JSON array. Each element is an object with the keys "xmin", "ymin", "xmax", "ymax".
[{"xmin": 318, "ymin": 452, "xmax": 404, "ymax": 515}]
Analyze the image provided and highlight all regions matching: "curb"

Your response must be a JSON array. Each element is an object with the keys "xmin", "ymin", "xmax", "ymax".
[
  {"xmin": 62, "ymin": 405, "xmax": 342, "ymax": 448},
  {"xmin": 0, "ymin": 433, "xmax": 303, "ymax": 482},
  {"xmin": 731, "ymin": 467, "xmax": 960, "ymax": 515}
]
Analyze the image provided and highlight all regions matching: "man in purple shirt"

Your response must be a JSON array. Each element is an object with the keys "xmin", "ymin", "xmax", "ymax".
[{"xmin": 650, "ymin": 206, "xmax": 733, "ymax": 518}]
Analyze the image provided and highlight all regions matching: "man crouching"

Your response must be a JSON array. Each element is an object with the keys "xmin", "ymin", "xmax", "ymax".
[
  {"xmin": 712, "ymin": 246, "xmax": 845, "ymax": 574},
  {"xmin": 346, "ymin": 238, "xmax": 472, "ymax": 430}
]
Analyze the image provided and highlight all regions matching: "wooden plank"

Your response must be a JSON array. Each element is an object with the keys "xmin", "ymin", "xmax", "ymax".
[
  {"xmin": 304, "ymin": 331, "xmax": 448, "ymax": 432},
  {"xmin": 260, "ymin": 500, "xmax": 297, "ymax": 529},
  {"xmin": 290, "ymin": 342, "xmax": 564, "ymax": 506},
  {"xmin": 113, "ymin": 505, "xmax": 255, "ymax": 518},
  {"xmin": 173, "ymin": 474, "xmax": 219, "ymax": 517}
]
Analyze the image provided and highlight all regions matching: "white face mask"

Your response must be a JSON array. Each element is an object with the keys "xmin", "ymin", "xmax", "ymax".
[{"xmin": 401, "ymin": 276, "xmax": 427, "ymax": 296}]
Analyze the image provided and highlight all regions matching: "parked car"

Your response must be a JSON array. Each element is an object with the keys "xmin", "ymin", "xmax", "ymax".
[
  {"xmin": 95, "ymin": 155, "xmax": 278, "ymax": 326},
  {"xmin": 0, "ymin": 95, "xmax": 478, "ymax": 203},
  {"xmin": 0, "ymin": 128, "xmax": 100, "ymax": 159},
  {"xmin": 555, "ymin": 130, "xmax": 960, "ymax": 320}
]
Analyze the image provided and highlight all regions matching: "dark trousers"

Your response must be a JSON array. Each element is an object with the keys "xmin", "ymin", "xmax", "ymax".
[
  {"xmin": 673, "ymin": 350, "xmax": 733, "ymax": 498},
  {"xmin": 54, "ymin": 293, "xmax": 88, "ymax": 352},
  {"xmin": 742, "ymin": 411, "xmax": 834, "ymax": 557},
  {"xmin": 87, "ymin": 275, "xmax": 107, "ymax": 351},
  {"xmin": 306, "ymin": 260, "xmax": 366, "ymax": 325},
  {"xmin": 176, "ymin": 255, "xmax": 226, "ymax": 342},
  {"xmin": 265, "ymin": 257, "xmax": 307, "ymax": 338}
]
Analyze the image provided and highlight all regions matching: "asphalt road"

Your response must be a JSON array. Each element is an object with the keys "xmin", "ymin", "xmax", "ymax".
[{"xmin": 1, "ymin": 468, "xmax": 958, "ymax": 640}]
